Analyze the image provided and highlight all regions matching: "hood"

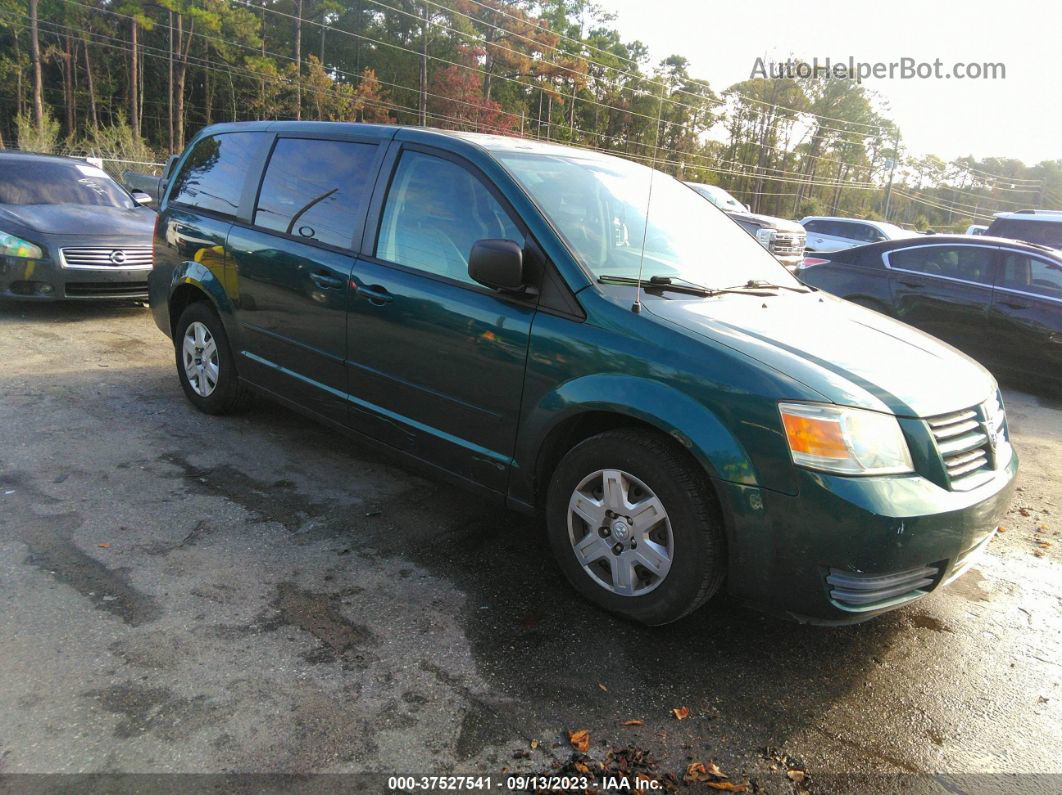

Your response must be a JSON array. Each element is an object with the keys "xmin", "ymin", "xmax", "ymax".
[
  {"xmin": 0, "ymin": 204, "xmax": 156, "ymax": 238},
  {"xmin": 645, "ymin": 291, "xmax": 994, "ymax": 418},
  {"xmin": 725, "ymin": 210, "xmax": 805, "ymax": 233}
]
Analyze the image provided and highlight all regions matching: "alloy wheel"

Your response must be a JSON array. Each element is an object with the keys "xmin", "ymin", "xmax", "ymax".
[
  {"xmin": 566, "ymin": 468, "xmax": 674, "ymax": 596},
  {"xmin": 182, "ymin": 321, "xmax": 220, "ymax": 397}
]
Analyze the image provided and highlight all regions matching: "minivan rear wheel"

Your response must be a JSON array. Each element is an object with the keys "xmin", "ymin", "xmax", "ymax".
[
  {"xmin": 174, "ymin": 301, "xmax": 252, "ymax": 415},
  {"xmin": 545, "ymin": 429, "xmax": 726, "ymax": 625}
]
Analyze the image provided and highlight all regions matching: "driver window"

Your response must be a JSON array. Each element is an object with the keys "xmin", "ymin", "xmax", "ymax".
[{"xmin": 376, "ymin": 151, "xmax": 523, "ymax": 286}]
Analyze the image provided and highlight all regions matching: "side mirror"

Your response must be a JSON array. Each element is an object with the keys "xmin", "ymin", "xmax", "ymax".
[
  {"xmin": 131, "ymin": 190, "xmax": 155, "ymax": 206},
  {"xmin": 468, "ymin": 239, "xmax": 525, "ymax": 292}
]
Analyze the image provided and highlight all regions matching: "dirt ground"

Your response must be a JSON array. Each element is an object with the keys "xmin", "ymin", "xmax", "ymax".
[{"xmin": 1, "ymin": 301, "xmax": 1059, "ymax": 792}]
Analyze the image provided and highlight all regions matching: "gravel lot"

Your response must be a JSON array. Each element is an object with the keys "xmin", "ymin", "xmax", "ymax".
[{"xmin": 1, "ymin": 301, "xmax": 1060, "ymax": 790}]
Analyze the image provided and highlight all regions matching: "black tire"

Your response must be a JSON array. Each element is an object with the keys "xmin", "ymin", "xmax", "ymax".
[
  {"xmin": 173, "ymin": 301, "xmax": 252, "ymax": 415},
  {"xmin": 545, "ymin": 428, "xmax": 726, "ymax": 626}
]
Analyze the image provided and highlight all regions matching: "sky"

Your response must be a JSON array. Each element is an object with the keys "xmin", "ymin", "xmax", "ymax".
[{"xmin": 604, "ymin": 0, "xmax": 1060, "ymax": 166}]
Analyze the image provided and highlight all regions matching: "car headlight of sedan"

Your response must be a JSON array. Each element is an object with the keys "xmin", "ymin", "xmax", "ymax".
[
  {"xmin": 755, "ymin": 228, "xmax": 775, "ymax": 248},
  {"xmin": 0, "ymin": 230, "xmax": 44, "ymax": 259},
  {"xmin": 779, "ymin": 402, "xmax": 913, "ymax": 475}
]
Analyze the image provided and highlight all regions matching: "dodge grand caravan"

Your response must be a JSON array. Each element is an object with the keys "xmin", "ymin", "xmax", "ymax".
[{"xmin": 149, "ymin": 122, "xmax": 1017, "ymax": 625}]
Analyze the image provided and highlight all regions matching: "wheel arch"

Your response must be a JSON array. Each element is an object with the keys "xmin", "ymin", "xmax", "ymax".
[
  {"xmin": 512, "ymin": 374, "xmax": 758, "ymax": 511},
  {"xmin": 165, "ymin": 260, "xmax": 238, "ymax": 340}
]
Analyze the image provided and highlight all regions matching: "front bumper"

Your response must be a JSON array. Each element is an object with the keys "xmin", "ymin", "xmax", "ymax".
[
  {"xmin": 0, "ymin": 255, "xmax": 150, "ymax": 301},
  {"xmin": 720, "ymin": 451, "xmax": 1018, "ymax": 623}
]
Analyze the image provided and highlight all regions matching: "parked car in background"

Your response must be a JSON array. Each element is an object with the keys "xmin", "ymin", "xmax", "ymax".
[
  {"xmin": 966, "ymin": 224, "xmax": 988, "ymax": 236},
  {"xmin": 150, "ymin": 122, "xmax": 1016, "ymax": 626},
  {"xmin": 985, "ymin": 210, "xmax": 1062, "ymax": 250},
  {"xmin": 687, "ymin": 182, "xmax": 806, "ymax": 268},
  {"xmin": 0, "ymin": 152, "xmax": 156, "ymax": 300},
  {"xmin": 801, "ymin": 216, "xmax": 920, "ymax": 252},
  {"xmin": 798, "ymin": 236, "xmax": 1062, "ymax": 392}
]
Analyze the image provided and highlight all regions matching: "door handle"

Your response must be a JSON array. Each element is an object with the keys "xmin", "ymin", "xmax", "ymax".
[
  {"xmin": 898, "ymin": 280, "xmax": 924, "ymax": 289},
  {"xmin": 999, "ymin": 300, "xmax": 1029, "ymax": 310},
  {"xmin": 357, "ymin": 284, "xmax": 394, "ymax": 306},
  {"xmin": 310, "ymin": 270, "xmax": 345, "ymax": 290}
]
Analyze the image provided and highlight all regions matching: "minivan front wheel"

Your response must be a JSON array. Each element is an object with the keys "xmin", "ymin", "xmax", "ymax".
[
  {"xmin": 546, "ymin": 429, "xmax": 726, "ymax": 625},
  {"xmin": 174, "ymin": 301, "xmax": 251, "ymax": 414}
]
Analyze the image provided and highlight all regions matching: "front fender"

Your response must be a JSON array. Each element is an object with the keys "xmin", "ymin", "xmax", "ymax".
[{"xmin": 512, "ymin": 373, "xmax": 758, "ymax": 506}]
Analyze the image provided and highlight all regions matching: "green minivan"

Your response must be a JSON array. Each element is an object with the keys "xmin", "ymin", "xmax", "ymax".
[{"xmin": 148, "ymin": 122, "xmax": 1017, "ymax": 625}]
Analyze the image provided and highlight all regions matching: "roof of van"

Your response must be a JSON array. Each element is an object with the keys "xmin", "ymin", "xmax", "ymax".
[{"xmin": 193, "ymin": 120, "xmax": 626, "ymax": 162}]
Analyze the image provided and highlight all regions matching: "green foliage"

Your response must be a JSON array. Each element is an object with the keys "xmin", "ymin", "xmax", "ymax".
[
  {"xmin": 0, "ymin": 0, "xmax": 1057, "ymax": 227},
  {"xmin": 73, "ymin": 117, "xmax": 161, "ymax": 177},
  {"xmin": 16, "ymin": 111, "xmax": 60, "ymax": 154}
]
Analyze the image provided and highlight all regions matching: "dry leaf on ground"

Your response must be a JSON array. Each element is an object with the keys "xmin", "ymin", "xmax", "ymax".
[
  {"xmin": 567, "ymin": 729, "xmax": 590, "ymax": 753},
  {"xmin": 672, "ymin": 706, "xmax": 690, "ymax": 720}
]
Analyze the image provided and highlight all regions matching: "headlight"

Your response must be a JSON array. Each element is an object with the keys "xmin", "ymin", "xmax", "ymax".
[
  {"xmin": 779, "ymin": 402, "xmax": 913, "ymax": 475},
  {"xmin": 0, "ymin": 230, "xmax": 43, "ymax": 259},
  {"xmin": 755, "ymin": 228, "xmax": 775, "ymax": 248}
]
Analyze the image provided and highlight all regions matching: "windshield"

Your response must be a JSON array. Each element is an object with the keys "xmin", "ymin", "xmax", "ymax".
[
  {"xmin": 498, "ymin": 152, "xmax": 797, "ymax": 288},
  {"xmin": 689, "ymin": 183, "xmax": 747, "ymax": 212},
  {"xmin": 0, "ymin": 160, "xmax": 134, "ymax": 208}
]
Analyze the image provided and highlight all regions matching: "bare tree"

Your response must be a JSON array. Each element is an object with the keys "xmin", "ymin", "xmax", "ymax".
[{"xmin": 30, "ymin": 0, "xmax": 44, "ymax": 125}]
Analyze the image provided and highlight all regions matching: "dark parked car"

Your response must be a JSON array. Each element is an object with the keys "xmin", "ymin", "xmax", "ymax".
[
  {"xmin": 798, "ymin": 236, "xmax": 1062, "ymax": 392},
  {"xmin": 985, "ymin": 210, "xmax": 1062, "ymax": 250},
  {"xmin": 0, "ymin": 152, "xmax": 157, "ymax": 300},
  {"xmin": 149, "ymin": 122, "xmax": 1016, "ymax": 625}
]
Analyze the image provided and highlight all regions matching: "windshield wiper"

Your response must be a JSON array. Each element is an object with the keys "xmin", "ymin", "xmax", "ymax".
[
  {"xmin": 598, "ymin": 274, "xmax": 793, "ymax": 298},
  {"xmin": 597, "ymin": 274, "xmax": 713, "ymax": 296},
  {"xmin": 722, "ymin": 279, "xmax": 810, "ymax": 293}
]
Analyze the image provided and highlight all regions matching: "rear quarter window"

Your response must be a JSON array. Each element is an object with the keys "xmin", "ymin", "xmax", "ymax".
[{"xmin": 170, "ymin": 132, "xmax": 268, "ymax": 218}]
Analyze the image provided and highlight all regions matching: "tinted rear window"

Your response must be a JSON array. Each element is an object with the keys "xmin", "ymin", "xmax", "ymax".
[
  {"xmin": 170, "ymin": 132, "xmax": 268, "ymax": 217},
  {"xmin": 988, "ymin": 218, "xmax": 1062, "ymax": 248},
  {"xmin": 253, "ymin": 138, "xmax": 378, "ymax": 249},
  {"xmin": 889, "ymin": 245, "xmax": 994, "ymax": 285},
  {"xmin": 0, "ymin": 160, "xmax": 133, "ymax": 208}
]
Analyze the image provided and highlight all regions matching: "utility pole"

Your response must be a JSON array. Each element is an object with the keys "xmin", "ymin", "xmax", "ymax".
[
  {"xmin": 30, "ymin": 0, "xmax": 44, "ymax": 127},
  {"xmin": 883, "ymin": 129, "xmax": 900, "ymax": 220},
  {"xmin": 418, "ymin": 3, "xmax": 428, "ymax": 126}
]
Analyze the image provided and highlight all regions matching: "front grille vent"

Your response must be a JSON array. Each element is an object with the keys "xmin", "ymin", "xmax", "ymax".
[
  {"xmin": 61, "ymin": 247, "xmax": 153, "ymax": 269},
  {"xmin": 827, "ymin": 565, "xmax": 940, "ymax": 610},
  {"xmin": 926, "ymin": 397, "xmax": 1008, "ymax": 490},
  {"xmin": 65, "ymin": 281, "xmax": 149, "ymax": 297}
]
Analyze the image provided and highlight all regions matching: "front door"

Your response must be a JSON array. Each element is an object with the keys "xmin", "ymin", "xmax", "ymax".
[
  {"xmin": 228, "ymin": 136, "xmax": 382, "ymax": 424},
  {"xmin": 885, "ymin": 244, "xmax": 998, "ymax": 366},
  {"xmin": 344, "ymin": 148, "xmax": 536, "ymax": 492}
]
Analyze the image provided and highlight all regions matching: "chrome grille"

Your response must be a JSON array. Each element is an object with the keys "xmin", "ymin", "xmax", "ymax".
[
  {"xmin": 926, "ymin": 396, "xmax": 1009, "ymax": 490},
  {"xmin": 770, "ymin": 232, "xmax": 806, "ymax": 256},
  {"xmin": 60, "ymin": 247, "xmax": 153, "ymax": 269}
]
